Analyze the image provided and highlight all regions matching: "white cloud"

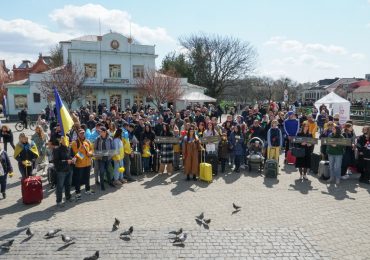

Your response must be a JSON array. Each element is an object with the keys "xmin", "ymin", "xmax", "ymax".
[
  {"xmin": 270, "ymin": 54, "xmax": 338, "ymax": 70},
  {"xmin": 313, "ymin": 61, "xmax": 339, "ymax": 70},
  {"xmin": 0, "ymin": 4, "xmax": 175, "ymax": 67},
  {"xmin": 351, "ymin": 52, "xmax": 366, "ymax": 60},
  {"xmin": 264, "ymin": 36, "xmax": 348, "ymax": 55},
  {"xmin": 49, "ymin": 4, "xmax": 174, "ymax": 45}
]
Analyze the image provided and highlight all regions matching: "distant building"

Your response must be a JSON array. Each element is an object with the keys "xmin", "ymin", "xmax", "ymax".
[
  {"xmin": 302, "ymin": 78, "xmax": 338, "ymax": 103},
  {"xmin": 366, "ymin": 74, "xmax": 370, "ymax": 81},
  {"xmin": 12, "ymin": 54, "xmax": 51, "ymax": 81}
]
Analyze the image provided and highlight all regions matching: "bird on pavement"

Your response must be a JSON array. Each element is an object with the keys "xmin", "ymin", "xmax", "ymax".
[
  {"xmin": 169, "ymin": 228, "xmax": 183, "ymax": 236},
  {"xmin": 61, "ymin": 234, "xmax": 76, "ymax": 244},
  {"xmin": 120, "ymin": 226, "xmax": 134, "ymax": 237},
  {"xmin": 0, "ymin": 239, "xmax": 14, "ymax": 250},
  {"xmin": 44, "ymin": 229, "xmax": 61, "ymax": 238},
  {"xmin": 195, "ymin": 212, "xmax": 204, "ymax": 220},
  {"xmin": 203, "ymin": 218, "xmax": 211, "ymax": 225},
  {"xmin": 171, "ymin": 233, "xmax": 187, "ymax": 244},
  {"xmin": 83, "ymin": 250, "xmax": 99, "ymax": 260},
  {"xmin": 114, "ymin": 218, "xmax": 120, "ymax": 227},
  {"xmin": 26, "ymin": 227, "xmax": 34, "ymax": 237},
  {"xmin": 233, "ymin": 203, "xmax": 241, "ymax": 211}
]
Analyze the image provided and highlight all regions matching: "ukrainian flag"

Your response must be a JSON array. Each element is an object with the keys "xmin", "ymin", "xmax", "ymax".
[{"xmin": 53, "ymin": 87, "xmax": 74, "ymax": 136}]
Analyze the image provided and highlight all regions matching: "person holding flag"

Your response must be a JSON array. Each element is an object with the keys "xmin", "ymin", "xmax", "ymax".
[
  {"xmin": 53, "ymin": 87, "xmax": 74, "ymax": 146},
  {"xmin": 14, "ymin": 133, "xmax": 39, "ymax": 178}
]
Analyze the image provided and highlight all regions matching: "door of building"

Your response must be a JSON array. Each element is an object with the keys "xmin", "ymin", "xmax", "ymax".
[
  {"xmin": 86, "ymin": 94, "xmax": 97, "ymax": 113},
  {"xmin": 110, "ymin": 95, "xmax": 122, "ymax": 110}
]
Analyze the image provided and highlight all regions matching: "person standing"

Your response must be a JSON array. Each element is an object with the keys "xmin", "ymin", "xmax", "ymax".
[
  {"xmin": 283, "ymin": 111, "xmax": 300, "ymax": 162},
  {"xmin": 112, "ymin": 129, "xmax": 125, "ymax": 185},
  {"xmin": 295, "ymin": 122, "xmax": 312, "ymax": 180},
  {"xmin": 71, "ymin": 129, "xmax": 94, "ymax": 199},
  {"xmin": 327, "ymin": 126, "xmax": 345, "ymax": 185},
  {"xmin": 53, "ymin": 137, "xmax": 74, "ymax": 207},
  {"xmin": 94, "ymin": 127, "xmax": 114, "ymax": 190},
  {"xmin": 267, "ymin": 120, "xmax": 283, "ymax": 161},
  {"xmin": 0, "ymin": 125, "xmax": 15, "ymax": 152},
  {"xmin": 183, "ymin": 125, "xmax": 201, "ymax": 181},
  {"xmin": 14, "ymin": 133, "xmax": 39, "ymax": 178},
  {"xmin": 158, "ymin": 124, "xmax": 174, "ymax": 175},
  {"xmin": 31, "ymin": 125, "xmax": 48, "ymax": 176},
  {"xmin": 0, "ymin": 146, "xmax": 13, "ymax": 199}
]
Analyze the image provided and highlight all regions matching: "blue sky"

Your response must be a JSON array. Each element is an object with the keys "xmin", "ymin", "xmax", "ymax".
[{"xmin": 1, "ymin": 0, "xmax": 369, "ymax": 82}]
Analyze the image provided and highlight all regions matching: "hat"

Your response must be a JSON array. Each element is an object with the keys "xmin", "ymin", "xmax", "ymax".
[
  {"xmin": 100, "ymin": 126, "xmax": 107, "ymax": 132},
  {"xmin": 287, "ymin": 111, "xmax": 294, "ymax": 116}
]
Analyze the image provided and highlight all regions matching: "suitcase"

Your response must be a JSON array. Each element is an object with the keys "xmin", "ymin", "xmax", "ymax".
[
  {"xmin": 318, "ymin": 160, "xmax": 330, "ymax": 179},
  {"xmin": 310, "ymin": 153, "xmax": 320, "ymax": 174},
  {"xmin": 205, "ymin": 152, "xmax": 218, "ymax": 176},
  {"xmin": 152, "ymin": 149, "xmax": 160, "ymax": 172},
  {"xmin": 21, "ymin": 176, "xmax": 43, "ymax": 204},
  {"xmin": 286, "ymin": 150, "xmax": 296, "ymax": 164},
  {"xmin": 47, "ymin": 163, "xmax": 57, "ymax": 185},
  {"xmin": 200, "ymin": 150, "xmax": 212, "ymax": 182},
  {"xmin": 130, "ymin": 151, "xmax": 143, "ymax": 175},
  {"xmin": 264, "ymin": 159, "xmax": 278, "ymax": 178}
]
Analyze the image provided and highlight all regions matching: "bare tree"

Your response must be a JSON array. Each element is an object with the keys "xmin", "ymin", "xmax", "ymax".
[
  {"xmin": 180, "ymin": 33, "xmax": 257, "ymax": 98},
  {"xmin": 39, "ymin": 63, "xmax": 85, "ymax": 109},
  {"xmin": 135, "ymin": 69, "xmax": 184, "ymax": 109},
  {"xmin": 49, "ymin": 44, "xmax": 64, "ymax": 68}
]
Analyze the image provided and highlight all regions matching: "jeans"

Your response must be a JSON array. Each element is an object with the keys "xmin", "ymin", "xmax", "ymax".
[
  {"xmin": 18, "ymin": 162, "xmax": 33, "ymax": 178},
  {"xmin": 142, "ymin": 157, "xmax": 150, "ymax": 172},
  {"xmin": 4, "ymin": 141, "xmax": 15, "ymax": 152},
  {"xmin": 328, "ymin": 155, "xmax": 343, "ymax": 180},
  {"xmin": 97, "ymin": 160, "xmax": 110, "ymax": 189},
  {"xmin": 113, "ymin": 160, "xmax": 124, "ymax": 180},
  {"xmin": 234, "ymin": 155, "xmax": 242, "ymax": 171},
  {"xmin": 0, "ymin": 173, "xmax": 7, "ymax": 193},
  {"xmin": 56, "ymin": 171, "xmax": 72, "ymax": 203},
  {"xmin": 220, "ymin": 158, "xmax": 227, "ymax": 172},
  {"xmin": 74, "ymin": 166, "xmax": 91, "ymax": 193}
]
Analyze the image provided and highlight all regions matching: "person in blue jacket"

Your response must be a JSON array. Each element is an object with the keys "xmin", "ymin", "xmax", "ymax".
[
  {"xmin": 229, "ymin": 125, "xmax": 245, "ymax": 173},
  {"xmin": 283, "ymin": 111, "xmax": 300, "ymax": 162}
]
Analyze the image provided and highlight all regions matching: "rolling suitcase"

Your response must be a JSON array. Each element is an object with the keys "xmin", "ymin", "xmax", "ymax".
[
  {"xmin": 152, "ymin": 148, "xmax": 160, "ymax": 172},
  {"xmin": 318, "ymin": 160, "xmax": 330, "ymax": 180},
  {"xmin": 47, "ymin": 163, "xmax": 57, "ymax": 186},
  {"xmin": 310, "ymin": 153, "xmax": 321, "ymax": 174},
  {"xmin": 21, "ymin": 176, "xmax": 43, "ymax": 204},
  {"xmin": 130, "ymin": 151, "xmax": 143, "ymax": 175},
  {"xmin": 286, "ymin": 150, "xmax": 296, "ymax": 164},
  {"xmin": 264, "ymin": 159, "xmax": 278, "ymax": 178},
  {"xmin": 200, "ymin": 150, "xmax": 212, "ymax": 182}
]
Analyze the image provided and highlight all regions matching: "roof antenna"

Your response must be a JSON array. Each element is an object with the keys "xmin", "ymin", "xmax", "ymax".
[
  {"xmin": 99, "ymin": 18, "xmax": 101, "ymax": 36},
  {"xmin": 128, "ymin": 22, "xmax": 133, "ymax": 44}
]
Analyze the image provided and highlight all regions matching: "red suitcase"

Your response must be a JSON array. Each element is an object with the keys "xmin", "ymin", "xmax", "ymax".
[
  {"xmin": 21, "ymin": 176, "xmax": 43, "ymax": 204},
  {"xmin": 287, "ymin": 150, "xmax": 296, "ymax": 165}
]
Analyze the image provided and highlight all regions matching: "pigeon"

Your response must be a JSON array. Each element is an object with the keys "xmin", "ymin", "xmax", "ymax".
[
  {"xmin": 26, "ymin": 227, "xmax": 34, "ymax": 237},
  {"xmin": 203, "ymin": 218, "xmax": 211, "ymax": 225},
  {"xmin": 196, "ymin": 212, "xmax": 204, "ymax": 220},
  {"xmin": 0, "ymin": 239, "xmax": 14, "ymax": 250},
  {"xmin": 83, "ymin": 250, "xmax": 100, "ymax": 260},
  {"xmin": 114, "ymin": 218, "xmax": 120, "ymax": 227},
  {"xmin": 172, "ymin": 233, "xmax": 187, "ymax": 244},
  {"xmin": 120, "ymin": 226, "xmax": 134, "ymax": 237},
  {"xmin": 61, "ymin": 234, "xmax": 76, "ymax": 244},
  {"xmin": 233, "ymin": 203, "xmax": 241, "ymax": 211},
  {"xmin": 112, "ymin": 224, "xmax": 119, "ymax": 232},
  {"xmin": 44, "ymin": 229, "xmax": 61, "ymax": 238},
  {"xmin": 169, "ymin": 228, "xmax": 183, "ymax": 236}
]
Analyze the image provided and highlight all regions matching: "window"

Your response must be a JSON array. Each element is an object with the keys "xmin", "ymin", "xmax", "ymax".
[
  {"xmin": 85, "ymin": 63, "xmax": 97, "ymax": 78},
  {"xmin": 109, "ymin": 64, "xmax": 121, "ymax": 78},
  {"xmin": 133, "ymin": 65, "xmax": 144, "ymax": 78},
  {"xmin": 14, "ymin": 95, "xmax": 28, "ymax": 109},
  {"xmin": 33, "ymin": 93, "xmax": 41, "ymax": 103}
]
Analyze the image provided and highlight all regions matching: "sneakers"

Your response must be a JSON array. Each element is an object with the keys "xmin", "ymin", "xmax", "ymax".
[
  {"xmin": 341, "ymin": 175, "xmax": 349, "ymax": 180},
  {"xmin": 85, "ymin": 190, "xmax": 94, "ymax": 195},
  {"xmin": 303, "ymin": 175, "xmax": 308, "ymax": 180},
  {"xmin": 2, "ymin": 192, "xmax": 6, "ymax": 199},
  {"xmin": 299, "ymin": 175, "xmax": 303, "ymax": 180},
  {"xmin": 76, "ymin": 194, "xmax": 81, "ymax": 200}
]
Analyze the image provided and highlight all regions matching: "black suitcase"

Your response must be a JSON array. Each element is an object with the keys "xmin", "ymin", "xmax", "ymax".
[
  {"xmin": 206, "ymin": 152, "xmax": 218, "ymax": 175},
  {"xmin": 47, "ymin": 163, "xmax": 57, "ymax": 186},
  {"xmin": 310, "ymin": 153, "xmax": 320, "ymax": 174},
  {"xmin": 264, "ymin": 159, "xmax": 278, "ymax": 178},
  {"xmin": 130, "ymin": 151, "xmax": 143, "ymax": 175},
  {"xmin": 152, "ymin": 149, "xmax": 160, "ymax": 172}
]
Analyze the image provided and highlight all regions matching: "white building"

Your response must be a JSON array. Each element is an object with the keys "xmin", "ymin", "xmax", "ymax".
[{"xmin": 5, "ymin": 32, "xmax": 211, "ymax": 118}]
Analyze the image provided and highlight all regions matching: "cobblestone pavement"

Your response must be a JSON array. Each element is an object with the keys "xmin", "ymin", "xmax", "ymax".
[{"xmin": 0, "ymin": 123, "xmax": 369, "ymax": 259}]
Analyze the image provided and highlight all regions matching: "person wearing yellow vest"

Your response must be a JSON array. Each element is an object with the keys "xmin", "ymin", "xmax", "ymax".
[
  {"xmin": 142, "ymin": 138, "xmax": 151, "ymax": 172},
  {"xmin": 112, "ymin": 129, "xmax": 125, "ymax": 186},
  {"xmin": 71, "ymin": 129, "xmax": 93, "ymax": 198},
  {"xmin": 305, "ymin": 114, "xmax": 318, "ymax": 138}
]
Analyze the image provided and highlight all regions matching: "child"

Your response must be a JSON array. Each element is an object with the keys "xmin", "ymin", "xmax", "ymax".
[
  {"xmin": 173, "ymin": 129, "xmax": 181, "ymax": 171},
  {"xmin": 267, "ymin": 120, "xmax": 283, "ymax": 161},
  {"xmin": 218, "ymin": 132, "xmax": 229, "ymax": 173},
  {"xmin": 142, "ymin": 138, "xmax": 151, "ymax": 172}
]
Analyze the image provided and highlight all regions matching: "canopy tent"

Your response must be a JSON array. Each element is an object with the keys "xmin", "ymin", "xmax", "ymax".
[
  {"xmin": 178, "ymin": 92, "xmax": 217, "ymax": 103},
  {"xmin": 314, "ymin": 92, "xmax": 350, "ymax": 124}
]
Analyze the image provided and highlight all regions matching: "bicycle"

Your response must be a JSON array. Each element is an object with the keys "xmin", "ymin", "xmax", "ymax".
[{"xmin": 15, "ymin": 118, "xmax": 36, "ymax": 131}]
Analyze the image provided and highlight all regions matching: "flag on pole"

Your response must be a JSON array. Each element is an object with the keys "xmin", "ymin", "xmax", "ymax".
[{"xmin": 53, "ymin": 87, "xmax": 74, "ymax": 136}]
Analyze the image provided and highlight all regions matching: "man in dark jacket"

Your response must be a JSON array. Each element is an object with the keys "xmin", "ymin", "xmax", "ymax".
[
  {"xmin": 0, "ymin": 148, "xmax": 13, "ymax": 199},
  {"xmin": 53, "ymin": 137, "xmax": 73, "ymax": 207}
]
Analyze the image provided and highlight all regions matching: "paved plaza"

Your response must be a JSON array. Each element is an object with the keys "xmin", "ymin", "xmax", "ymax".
[{"xmin": 0, "ymin": 123, "xmax": 370, "ymax": 259}]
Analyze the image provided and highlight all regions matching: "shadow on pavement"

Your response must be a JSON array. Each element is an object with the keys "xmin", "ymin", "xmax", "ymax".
[
  {"xmin": 263, "ymin": 177, "xmax": 279, "ymax": 188},
  {"xmin": 288, "ymin": 179, "xmax": 317, "ymax": 194},
  {"xmin": 0, "ymin": 227, "xmax": 27, "ymax": 240}
]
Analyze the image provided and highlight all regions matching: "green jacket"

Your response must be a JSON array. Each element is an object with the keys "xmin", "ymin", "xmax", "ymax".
[{"xmin": 326, "ymin": 135, "xmax": 345, "ymax": 155}]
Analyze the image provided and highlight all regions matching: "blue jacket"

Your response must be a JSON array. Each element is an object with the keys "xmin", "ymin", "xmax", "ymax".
[
  {"xmin": 229, "ymin": 132, "xmax": 245, "ymax": 156},
  {"xmin": 283, "ymin": 119, "xmax": 299, "ymax": 137}
]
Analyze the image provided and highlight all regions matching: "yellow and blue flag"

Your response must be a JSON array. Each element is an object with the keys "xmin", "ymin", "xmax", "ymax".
[{"xmin": 53, "ymin": 87, "xmax": 74, "ymax": 136}]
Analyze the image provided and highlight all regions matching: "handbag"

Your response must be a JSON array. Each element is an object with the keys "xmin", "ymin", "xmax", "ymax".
[{"xmin": 291, "ymin": 147, "xmax": 305, "ymax": 158}]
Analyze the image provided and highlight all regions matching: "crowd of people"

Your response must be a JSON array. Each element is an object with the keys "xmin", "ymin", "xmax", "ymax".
[{"xmin": 0, "ymin": 100, "xmax": 370, "ymax": 206}]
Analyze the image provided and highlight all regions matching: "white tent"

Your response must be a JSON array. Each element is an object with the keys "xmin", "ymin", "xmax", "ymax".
[
  {"xmin": 178, "ymin": 92, "xmax": 217, "ymax": 102},
  {"xmin": 314, "ymin": 92, "xmax": 350, "ymax": 124}
]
